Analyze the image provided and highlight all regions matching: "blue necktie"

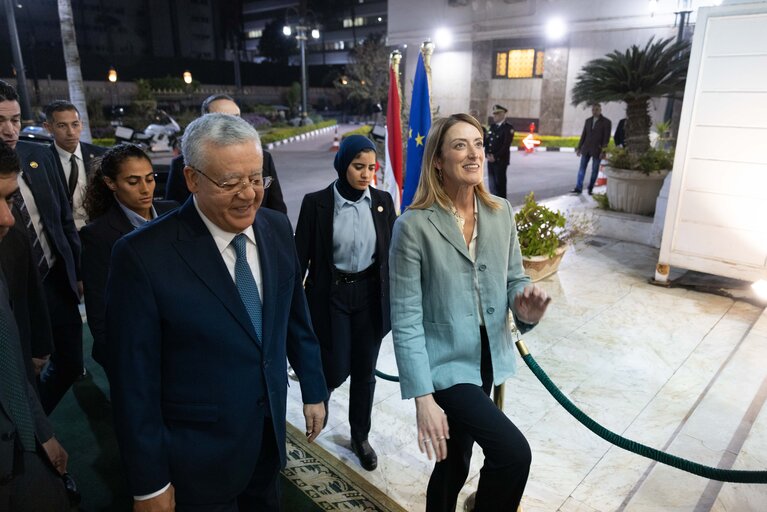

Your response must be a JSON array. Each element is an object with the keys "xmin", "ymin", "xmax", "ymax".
[{"xmin": 232, "ymin": 234, "xmax": 262, "ymax": 341}]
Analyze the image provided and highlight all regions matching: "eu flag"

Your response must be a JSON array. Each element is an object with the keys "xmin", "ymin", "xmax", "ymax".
[{"xmin": 401, "ymin": 53, "xmax": 431, "ymax": 210}]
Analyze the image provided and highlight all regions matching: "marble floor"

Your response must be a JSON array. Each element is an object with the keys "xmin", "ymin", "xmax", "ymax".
[{"xmin": 286, "ymin": 234, "xmax": 767, "ymax": 511}]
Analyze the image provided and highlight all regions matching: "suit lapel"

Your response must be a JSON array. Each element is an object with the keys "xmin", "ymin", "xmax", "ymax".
[
  {"xmin": 316, "ymin": 185, "xmax": 335, "ymax": 266},
  {"xmin": 172, "ymin": 202, "xmax": 260, "ymax": 344},
  {"xmin": 428, "ymin": 205, "xmax": 472, "ymax": 262},
  {"xmin": 370, "ymin": 189, "xmax": 387, "ymax": 259}
]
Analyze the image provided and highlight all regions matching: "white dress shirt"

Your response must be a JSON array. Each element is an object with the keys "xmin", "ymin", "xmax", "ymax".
[{"xmin": 54, "ymin": 141, "xmax": 88, "ymax": 229}]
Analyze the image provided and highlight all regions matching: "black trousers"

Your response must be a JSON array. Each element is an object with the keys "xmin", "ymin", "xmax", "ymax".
[
  {"xmin": 426, "ymin": 328, "xmax": 531, "ymax": 512},
  {"xmin": 0, "ymin": 450, "xmax": 69, "ymax": 512},
  {"xmin": 38, "ymin": 260, "xmax": 83, "ymax": 414},
  {"xmin": 326, "ymin": 271, "xmax": 382, "ymax": 443},
  {"xmin": 176, "ymin": 417, "xmax": 281, "ymax": 512},
  {"xmin": 487, "ymin": 161, "xmax": 508, "ymax": 198}
]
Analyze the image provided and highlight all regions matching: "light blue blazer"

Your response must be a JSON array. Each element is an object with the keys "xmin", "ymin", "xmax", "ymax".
[{"xmin": 389, "ymin": 197, "xmax": 532, "ymax": 399}]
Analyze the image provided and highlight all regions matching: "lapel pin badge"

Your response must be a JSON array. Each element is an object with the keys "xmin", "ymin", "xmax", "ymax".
[
  {"xmin": 377, "ymin": 206, "xmax": 383, "ymax": 212},
  {"xmin": 30, "ymin": 161, "xmax": 39, "ymax": 168}
]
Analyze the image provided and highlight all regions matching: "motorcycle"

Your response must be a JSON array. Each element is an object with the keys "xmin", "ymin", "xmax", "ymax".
[{"xmin": 114, "ymin": 109, "xmax": 180, "ymax": 153}]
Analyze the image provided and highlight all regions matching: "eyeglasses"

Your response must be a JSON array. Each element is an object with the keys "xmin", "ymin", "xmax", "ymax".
[{"xmin": 191, "ymin": 167, "xmax": 273, "ymax": 194}]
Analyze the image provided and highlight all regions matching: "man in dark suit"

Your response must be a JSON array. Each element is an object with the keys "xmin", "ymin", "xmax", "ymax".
[
  {"xmin": 43, "ymin": 100, "xmax": 107, "ymax": 229},
  {"xmin": 0, "ymin": 80, "xmax": 83, "ymax": 415},
  {"xmin": 484, "ymin": 104, "xmax": 515, "ymax": 198},
  {"xmin": 164, "ymin": 94, "xmax": 287, "ymax": 214},
  {"xmin": 572, "ymin": 103, "xmax": 612, "ymax": 195},
  {"xmin": 106, "ymin": 113, "xmax": 327, "ymax": 511},
  {"xmin": 0, "ymin": 142, "xmax": 69, "ymax": 512}
]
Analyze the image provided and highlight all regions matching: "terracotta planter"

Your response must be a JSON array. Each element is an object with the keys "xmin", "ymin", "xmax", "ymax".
[
  {"xmin": 603, "ymin": 167, "xmax": 670, "ymax": 216},
  {"xmin": 522, "ymin": 246, "xmax": 567, "ymax": 282}
]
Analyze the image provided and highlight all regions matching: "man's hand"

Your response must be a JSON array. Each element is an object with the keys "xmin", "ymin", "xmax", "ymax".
[
  {"xmin": 41, "ymin": 436, "xmax": 68, "ymax": 475},
  {"xmin": 134, "ymin": 485, "xmax": 175, "ymax": 512},
  {"xmin": 487, "ymin": 154, "xmax": 495, "ymax": 163},
  {"xmin": 77, "ymin": 281, "xmax": 84, "ymax": 301},
  {"xmin": 303, "ymin": 402, "xmax": 325, "ymax": 443},
  {"xmin": 576, "ymin": 149, "xmax": 581, "ymax": 157},
  {"xmin": 513, "ymin": 285, "xmax": 551, "ymax": 325},
  {"xmin": 32, "ymin": 355, "xmax": 50, "ymax": 376}
]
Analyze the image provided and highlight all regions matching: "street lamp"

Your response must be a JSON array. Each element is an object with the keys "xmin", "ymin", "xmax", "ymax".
[
  {"xmin": 284, "ymin": 8, "xmax": 320, "ymax": 123},
  {"xmin": 183, "ymin": 70, "xmax": 193, "ymax": 85},
  {"xmin": 107, "ymin": 66, "xmax": 118, "ymax": 109}
]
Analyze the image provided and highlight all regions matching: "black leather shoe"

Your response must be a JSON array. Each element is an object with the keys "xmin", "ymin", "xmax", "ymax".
[
  {"xmin": 587, "ymin": 187, "xmax": 593, "ymax": 195},
  {"xmin": 351, "ymin": 439, "xmax": 378, "ymax": 471},
  {"xmin": 570, "ymin": 188, "xmax": 582, "ymax": 195}
]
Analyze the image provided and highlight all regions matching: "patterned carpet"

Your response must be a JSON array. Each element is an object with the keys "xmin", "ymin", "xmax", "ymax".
[{"xmin": 284, "ymin": 423, "xmax": 406, "ymax": 511}]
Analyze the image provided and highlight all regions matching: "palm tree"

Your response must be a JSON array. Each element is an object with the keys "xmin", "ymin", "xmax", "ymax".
[
  {"xmin": 571, "ymin": 37, "xmax": 690, "ymax": 158},
  {"xmin": 57, "ymin": 0, "xmax": 92, "ymax": 142}
]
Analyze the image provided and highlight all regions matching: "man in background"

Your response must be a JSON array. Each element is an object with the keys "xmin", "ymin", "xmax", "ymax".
[
  {"xmin": 572, "ymin": 103, "xmax": 611, "ymax": 195},
  {"xmin": 484, "ymin": 104, "xmax": 515, "ymax": 198},
  {"xmin": 43, "ymin": 100, "xmax": 107, "ymax": 229},
  {"xmin": 0, "ymin": 80, "xmax": 82, "ymax": 415},
  {"xmin": 164, "ymin": 94, "xmax": 287, "ymax": 214},
  {"xmin": 0, "ymin": 141, "xmax": 69, "ymax": 511}
]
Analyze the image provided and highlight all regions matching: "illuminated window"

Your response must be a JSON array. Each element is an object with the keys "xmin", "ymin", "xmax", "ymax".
[
  {"xmin": 493, "ymin": 49, "xmax": 545, "ymax": 79},
  {"xmin": 247, "ymin": 29, "xmax": 263, "ymax": 39}
]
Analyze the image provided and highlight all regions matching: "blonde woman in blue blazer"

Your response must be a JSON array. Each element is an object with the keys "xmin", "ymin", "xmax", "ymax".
[{"xmin": 390, "ymin": 113, "xmax": 550, "ymax": 512}]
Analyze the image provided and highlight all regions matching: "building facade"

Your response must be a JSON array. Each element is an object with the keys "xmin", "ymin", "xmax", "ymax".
[{"xmin": 387, "ymin": 0, "xmax": 728, "ymax": 136}]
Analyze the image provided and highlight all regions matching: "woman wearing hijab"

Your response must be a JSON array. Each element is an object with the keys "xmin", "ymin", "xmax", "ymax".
[
  {"xmin": 294, "ymin": 135, "xmax": 396, "ymax": 471},
  {"xmin": 80, "ymin": 144, "xmax": 177, "ymax": 369}
]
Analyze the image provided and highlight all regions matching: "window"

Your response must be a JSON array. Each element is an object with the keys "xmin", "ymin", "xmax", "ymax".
[
  {"xmin": 342, "ymin": 16, "xmax": 365, "ymax": 27},
  {"xmin": 247, "ymin": 29, "xmax": 263, "ymax": 39},
  {"xmin": 493, "ymin": 49, "xmax": 545, "ymax": 78}
]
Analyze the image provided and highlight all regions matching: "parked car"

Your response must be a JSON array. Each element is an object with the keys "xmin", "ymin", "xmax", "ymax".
[{"xmin": 19, "ymin": 125, "xmax": 54, "ymax": 144}]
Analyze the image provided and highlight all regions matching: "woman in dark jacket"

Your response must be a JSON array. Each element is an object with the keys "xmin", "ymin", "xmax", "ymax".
[
  {"xmin": 80, "ymin": 144, "xmax": 177, "ymax": 368},
  {"xmin": 294, "ymin": 135, "xmax": 396, "ymax": 471}
]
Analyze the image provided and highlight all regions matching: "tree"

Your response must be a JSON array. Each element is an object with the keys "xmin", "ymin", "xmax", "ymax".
[
  {"xmin": 259, "ymin": 19, "xmax": 295, "ymax": 65},
  {"xmin": 338, "ymin": 33, "xmax": 389, "ymax": 112},
  {"xmin": 57, "ymin": 0, "xmax": 92, "ymax": 141},
  {"xmin": 571, "ymin": 37, "xmax": 690, "ymax": 158}
]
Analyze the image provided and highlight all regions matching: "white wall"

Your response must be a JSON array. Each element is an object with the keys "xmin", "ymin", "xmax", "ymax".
[{"xmin": 388, "ymin": 0, "xmax": 728, "ymax": 134}]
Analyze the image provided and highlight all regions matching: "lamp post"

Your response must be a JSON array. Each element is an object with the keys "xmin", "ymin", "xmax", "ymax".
[
  {"xmin": 4, "ymin": 0, "xmax": 33, "ymax": 123},
  {"xmin": 284, "ymin": 10, "xmax": 320, "ymax": 123},
  {"xmin": 108, "ymin": 66, "xmax": 118, "ymax": 110},
  {"xmin": 183, "ymin": 70, "xmax": 193, "ymax": 108}
]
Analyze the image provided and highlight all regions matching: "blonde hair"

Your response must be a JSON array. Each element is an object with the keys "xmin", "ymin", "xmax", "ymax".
[{"xmin": 408, "ymin": 113, "xmax": 500, "ymax": 212}]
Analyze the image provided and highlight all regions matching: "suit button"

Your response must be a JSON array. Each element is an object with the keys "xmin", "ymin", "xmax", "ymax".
[
  {"xmin": 478, "ymin": 264, "xmax": 487, "ymax": 271},
  {"xmin": 486, "ymin": 307, "xmax": 495, "ymax": 314}
]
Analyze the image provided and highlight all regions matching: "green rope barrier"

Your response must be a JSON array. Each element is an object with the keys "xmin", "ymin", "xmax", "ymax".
[
  {"xmin": 515, "ymin": 340, "xmax": 767, "ymax": 484},
  {"xmin": 375, "ymin": 369, "xmax": 399, "ymax": 382}
]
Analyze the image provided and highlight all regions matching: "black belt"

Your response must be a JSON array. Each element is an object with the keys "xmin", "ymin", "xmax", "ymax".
[{"xmin": 332, "ymin": 265, "xmax": 377, "ymax": 285}]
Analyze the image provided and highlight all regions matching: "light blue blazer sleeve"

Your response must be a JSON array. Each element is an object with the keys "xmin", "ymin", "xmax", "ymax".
[{"xmin": 389, "ymin": 198, "xmax": 533, "ymax": 399}]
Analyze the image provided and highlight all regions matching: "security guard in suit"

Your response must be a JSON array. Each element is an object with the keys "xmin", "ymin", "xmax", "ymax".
[{"xmin": 484, "ymin": 104, "xmax": 515, "ymax": 198}]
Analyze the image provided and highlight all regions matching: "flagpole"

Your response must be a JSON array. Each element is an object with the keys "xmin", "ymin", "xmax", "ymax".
[
  {"xmin": 390, "ymin": 50, "xmax": 402, "ymax": 98},
  {"xmin": 420, "ymin": 41, "xmax": 434, "ymax": 109}
]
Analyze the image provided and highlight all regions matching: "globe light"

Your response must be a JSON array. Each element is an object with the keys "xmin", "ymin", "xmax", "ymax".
[
  {"xmin": 434, "ymin": 27, "xmax": 452, "ymax": 48},
  {"xmin": 183, "ymin": 71, "xmax": 192, "ymax": 84},
  {"xmin": 108, "ymin": 67, "xmax": 118, "ymax": 83},
  {"xmin": 311, "ymin": 28, "xmax": 320, "ymax": 39},
  {"xmin": 283, "ymin": 25, "xmax": 291, "ymax": 36},
  {"xmin": 545, "ymin": 17, "xmax": 567, "ymax": 41}
]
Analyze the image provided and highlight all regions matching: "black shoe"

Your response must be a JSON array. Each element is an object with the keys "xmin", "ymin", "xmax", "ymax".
[
  {"xmin": 587, "ymin": 187, "xmax": 593, "ymax": 195},
  {"xmin": 351, "ymin": 439, "xmax": 378, "ymax": 471},
  {"xmin": 570, "ymin": 188, "xmax": 582, "ymax": 195}
]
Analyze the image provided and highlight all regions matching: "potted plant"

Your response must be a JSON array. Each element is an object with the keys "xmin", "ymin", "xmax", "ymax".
[
  {"xmin": 515, "ymin": 192, "xmax": 569, "ymax": 282},
  {"xmin": 571, "ymin": 37, "xmax": 690, "ymax": 215}
]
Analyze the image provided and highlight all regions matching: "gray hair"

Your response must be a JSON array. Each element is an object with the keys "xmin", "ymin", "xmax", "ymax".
[
  {"xmin": 201, "ymin": 94, "xmax": 237, "ymax": 115},
  {"xmin": 182, "ymin": 113, "xmax": 261, "ymax": 170}
]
